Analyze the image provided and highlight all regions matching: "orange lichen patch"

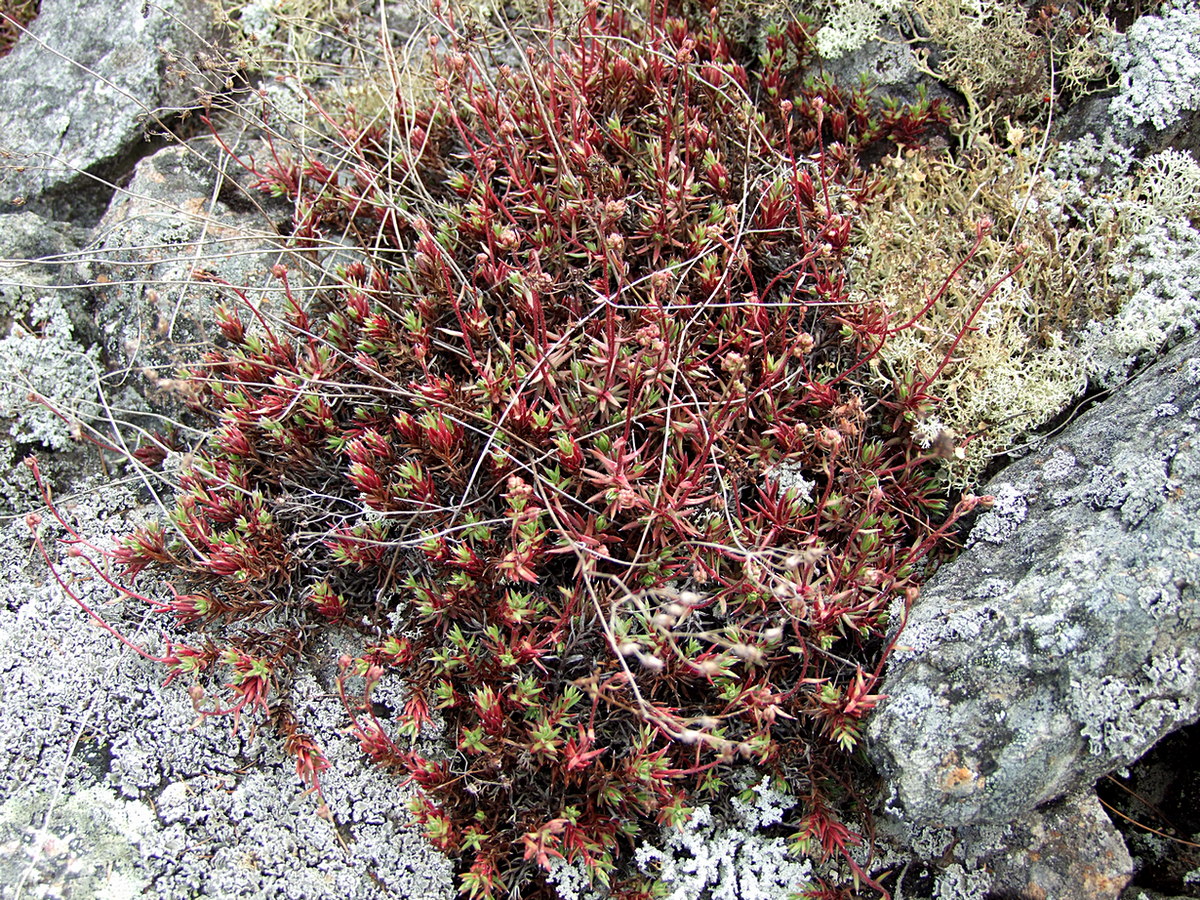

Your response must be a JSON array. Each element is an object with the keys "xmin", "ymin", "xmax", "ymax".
[
  {"xmin": 1080, "ymin": 865, "xmax": 1133, "ymax": 896},
  {"xmin": 938, "ymin": 750, "xmax": 986, "ymax": 794}
]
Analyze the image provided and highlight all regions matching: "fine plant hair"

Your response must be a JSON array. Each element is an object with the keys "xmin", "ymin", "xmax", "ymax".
[
  {"xmin": 15, "ymin": 2, "xmax": 1017, "ymax": 898},
  {"xmin": 0, "ymin": 0, "xmax": 38, "ymax": 57}
]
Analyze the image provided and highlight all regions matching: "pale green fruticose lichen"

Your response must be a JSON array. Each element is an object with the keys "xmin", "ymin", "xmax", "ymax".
[
  {"xmin": 546, "ymin": 775, "xmax": 812, "ymax": 900},
  {"xmin": 855, "ymin": 120, "xmax": 1200, "ymax": 487},
  {"xmin": 814, "ymin": 0, "xmax": 907, "ymax": 59},
  {"xmin": 853, "ymin": 132, "xmax": 1122, "ymax": 485}
]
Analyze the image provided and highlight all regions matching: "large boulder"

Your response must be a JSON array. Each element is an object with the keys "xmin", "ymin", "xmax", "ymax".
[
  {"xmin": 0, "ymin": 0, "xmax": 226, "ymax": 220},
  {"xmin": 868, "ymin": 333, "xmax": 1200, "ymax": 827}
]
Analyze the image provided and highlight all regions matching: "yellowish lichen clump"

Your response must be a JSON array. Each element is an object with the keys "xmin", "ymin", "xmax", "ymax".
[
  {"xmin": 905, "ymin": 0, "xmax": 1114, "ymax": 127},
  {"xmin": 854, "ymin": 130, "xmax": 1125, "ymax": 485},
  {"xmin": 217, "ymin": 0, "xmax": 368, "ymax": 78}
]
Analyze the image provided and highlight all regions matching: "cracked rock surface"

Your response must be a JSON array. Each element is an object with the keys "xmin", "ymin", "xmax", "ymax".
[{"xmin": 0, "ymin": 0, "xmax": 223, "ymax": 219}]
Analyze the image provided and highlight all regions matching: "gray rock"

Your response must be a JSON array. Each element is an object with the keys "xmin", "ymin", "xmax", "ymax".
[
  {"xmin": 0, "ymin": 211, "xmax": 87, "ymax": 272},
  {"xmin": 0, "ymin": 209, "xmax": 92, "ymax": 356},
  {"xmin": 83, "ymin": 138, "xmax": 385, "ymax": 400},
  {"xmin": 0, "ymin": 211, "xmax": 107, "ymax": 514},
  {"xmin": 0, "ymin": 0, "xmax": 226, "ymax": 220},
  {"xmin": 1055, "ymin": 3, "xmax": 1200, "ymax": 159},
  {"xmin": 0, "ymin": 212, "xmax": 98, "ymax": 450},
  {"xmin": 820, "ymin": 25, "xmax": 954, "ymax": 110},
  {"xmin": 868, "ymin": 333, "xmax": 1200, "ymax": 827},
  {"xmin": 0, "ymin": 481, "xmax": 456, "ymax": 899},
  {"xmin": 876, "ymin": 791, "xmax": 1132, "ymax": 900},
  {"xmin": 959, "ymin": 791, "xmax": 1132, "ymax": 900},
  {"xmin": 1101, "ymin": 723, "xmax": 1200, "ymax": 900},
  {"xmin": 83, "ymin": 140, "xmax": 289, "ymax": 389}
]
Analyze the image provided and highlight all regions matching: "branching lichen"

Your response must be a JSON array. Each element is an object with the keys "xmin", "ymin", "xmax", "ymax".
[
  {"xmin": 1110, "ymin": 0, "xmax": 1200, "ymax": 133},
  {"xmin": 907, "ymin": 0, "xmax": 1113, "ymax": 123},
  {"xmin": 852, "ymin": 132, "xmax": 1123, "ymax": 484}
]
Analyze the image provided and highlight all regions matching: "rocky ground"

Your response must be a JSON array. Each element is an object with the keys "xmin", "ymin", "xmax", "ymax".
[{"xmin": 2, "ymin": 0, "xmax": 1200, "ymax": 898}]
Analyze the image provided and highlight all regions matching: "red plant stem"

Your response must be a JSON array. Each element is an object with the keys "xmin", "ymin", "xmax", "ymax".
[
  {"xmin": 24, "ymin": 459, "xmax": 182, "ymax": 667},
  {"xmin": 26, "ymin": 522, "xmax": 175, "ymax": 663},
  {"xmin": 27, "ymin": 393, "xmax": 124, "ymax": 457},
  {"xmin": 918, "ymin": 257, "xmax": 1026, "ymax": 392},
  {"xmin": 886, "ymin": 222, "xmax": 990, "ymax": 336},
  {"xmin": 25, "ymin": 457, "xmax": 119, "ymax": 556},
  {"xmin": 192, "ymin": 272, "xmax": 282, "ymax": 349}
]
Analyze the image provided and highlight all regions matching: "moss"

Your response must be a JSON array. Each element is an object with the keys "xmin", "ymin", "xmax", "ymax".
[{"xmin": 58, "ymin": 6, "xmax": 979, "ymax": 895}]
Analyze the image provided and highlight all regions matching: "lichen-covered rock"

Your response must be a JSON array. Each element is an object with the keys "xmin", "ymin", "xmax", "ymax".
[
  {"xmin": 0, "ymin": 488, "xmax": 456, "ymax": 899},
  {"xmin": 875, "ymin": 791, "xmax": 1132, "ymax": 900},
  {"xmin": 0, "ymin": 0, "xmax": 225, "ymax": 219},
  {"xmin": 1055, "ymin": 1, "xmax": 1200, "ymax": 158},
  {"xmin": 0, "ymin": 784, "xmax": 155, "ymax": 898},
  {"xmin": 83, "ymin": 141, "xmax": 288, "ymax": 387},
  {"xmin": 868, "ymin": 333, "xmax": 1200, "ymax": 827},
  {"xmin": 1109, "ymin": 2, "xmax": 1200, "ymax": 135},
  {"xmin": 0, "ymin": 212, "xmax": 107, "ymax": 514},
  {"xmin": 963, "ymin": 792, "xmax": 1133, "ymax": 899},
  {"xmin": 1101, "ymin": 723, "xmax": 1200, "ymax": 900},
  {"xmin": 0, "ymin": 212, "xmax": 94, "ymax": 431},
  {"xmin": 0, "ymin": 212, "xmax": 87, "ymax": 277},
  {"xmin": 818, "ymin": 25, "xmax": 950, "ymax": 108}
]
